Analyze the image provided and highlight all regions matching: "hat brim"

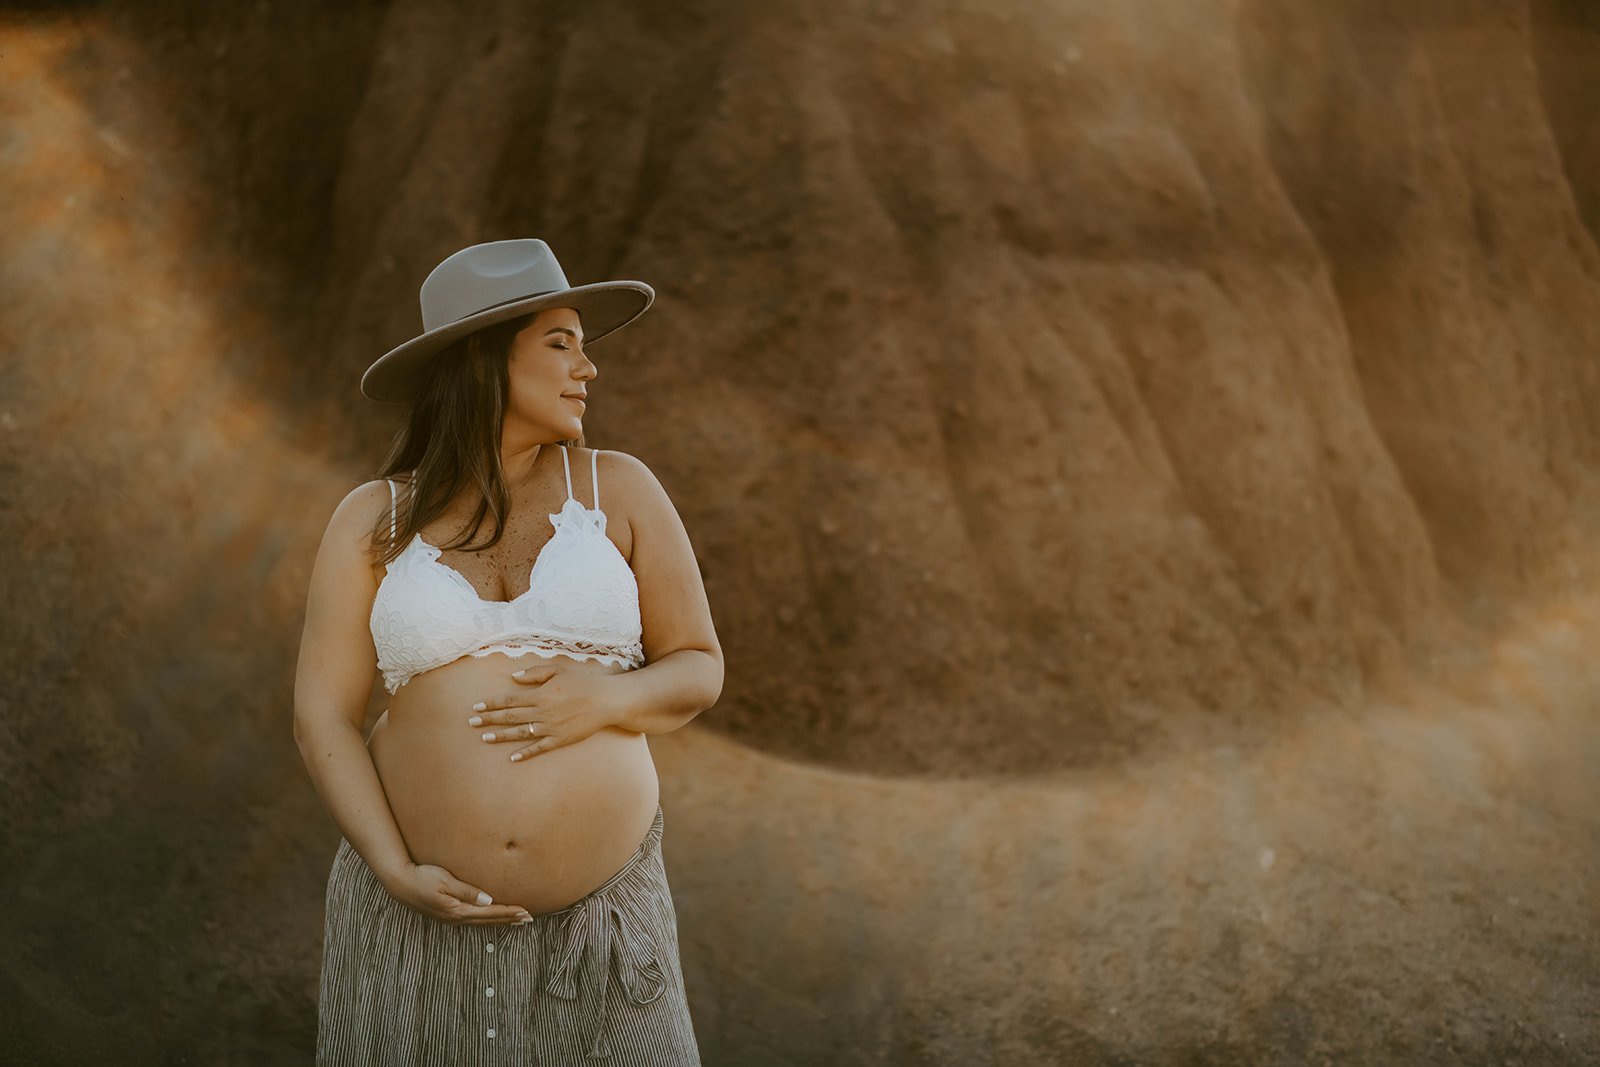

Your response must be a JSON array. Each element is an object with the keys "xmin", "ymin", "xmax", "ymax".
[{"xmin": 360, "ymin": 279, "xmax": 655, "ymax": 403}]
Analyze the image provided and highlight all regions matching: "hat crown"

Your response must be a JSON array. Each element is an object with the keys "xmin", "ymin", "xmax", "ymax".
[{"xmin": 419, "ymin": 239, "xmax": 572, "ymax": 332}]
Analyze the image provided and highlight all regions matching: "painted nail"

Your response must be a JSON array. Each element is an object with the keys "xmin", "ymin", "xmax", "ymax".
[
  {"xmin": 510, "ymin": 752, "xmax": 523, "ymax": 762},
  {"xmin": 477, "ymin": 892, "xmax": 492, "ymax": 905},
  {"xmin": 482, "ymin": 732, "xmax": 495, "ymax": 742},
  {"xmin": 512, "ymin": 669, "xmax": 526, "ymax": 679},
  {"xmin": 472, "ymin": 702, "xmax": 486, "ymax": 712},
  {"xmin": 468, "ymin": 715, "xmax": 482, "ymax": 726}
]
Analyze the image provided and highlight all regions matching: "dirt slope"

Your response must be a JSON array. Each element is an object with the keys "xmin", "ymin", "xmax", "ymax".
[{"xmin": 0, "ymin": 1, "xmax": 1596, "ymax": 1063}]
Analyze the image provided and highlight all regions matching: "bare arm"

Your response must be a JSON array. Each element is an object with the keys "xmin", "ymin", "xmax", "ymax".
[
  {"xmin": 293, "ymin": 480, "xmax": 529, "ymax": 923},
  {"xmin": 293, "ymin": 481, "xmax": 415, "ymax": 882},
  {"xmin": 602, "ymin": 450, "xmax": 724, "ymax": 734}
]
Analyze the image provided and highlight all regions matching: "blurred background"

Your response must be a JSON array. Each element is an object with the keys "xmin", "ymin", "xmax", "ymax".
[{"xmin": 2, "ymin": 0, "xmax": 1599, "ymax": 1063}]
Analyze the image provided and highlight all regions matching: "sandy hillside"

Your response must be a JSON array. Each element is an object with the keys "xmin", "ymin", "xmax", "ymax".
[{"xmin": 1, "ymin": 2, "xmax": 1597, "ymax": 1063}]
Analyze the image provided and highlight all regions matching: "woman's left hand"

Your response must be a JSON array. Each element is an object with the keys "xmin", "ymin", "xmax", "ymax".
[{"xmin": 467, "ymin": 661, "xmax": 627, "ymax": 762}]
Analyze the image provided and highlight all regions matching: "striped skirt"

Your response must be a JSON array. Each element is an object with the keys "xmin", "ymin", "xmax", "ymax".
[{"xmin": 316, "ymin": 804, "xmax": 701, "ymax": 1066}]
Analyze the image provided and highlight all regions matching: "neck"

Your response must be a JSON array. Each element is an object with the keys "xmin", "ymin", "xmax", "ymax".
[{"xmin": 500, "ymin": 439, "xmax": 546, "ymax": 485}]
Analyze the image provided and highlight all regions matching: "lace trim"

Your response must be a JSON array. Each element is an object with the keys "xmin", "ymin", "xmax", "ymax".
[
  {"xmin": 549, "ymin": 495, "xmax": 608, "ymax": 535},
  {"xmin": 381, "ymin": 636, "xmax": 645, "ymax": 694},
  {"xmin": 468, "ymin": 638, "xmax": 645, "ymax": 667}
]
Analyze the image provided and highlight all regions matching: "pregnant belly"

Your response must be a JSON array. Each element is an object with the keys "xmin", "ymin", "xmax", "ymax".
[{"xmin": 368, "ymin": 650, "xmax": 660, "ymax": 916}]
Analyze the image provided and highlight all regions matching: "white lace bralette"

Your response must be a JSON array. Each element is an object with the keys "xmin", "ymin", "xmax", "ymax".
[{"xmin": 368, "ymin": 445, "xmax": 645, "ymax": 694}]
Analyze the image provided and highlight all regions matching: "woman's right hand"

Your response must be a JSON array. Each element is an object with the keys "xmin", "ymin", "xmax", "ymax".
[{"xmin": 384, "ymin": 862, "xmax": 535, "ymax": 925}]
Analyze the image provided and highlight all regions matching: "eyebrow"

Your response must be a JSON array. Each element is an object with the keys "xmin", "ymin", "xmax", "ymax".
[{"xmin": 544, "ymin": 327, "xmax": 585, "ymax": 342}]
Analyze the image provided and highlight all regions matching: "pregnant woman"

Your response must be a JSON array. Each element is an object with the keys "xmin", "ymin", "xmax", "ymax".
[{"xmin": 294, "ymin": 239, "xmax": 721, "ymax": 1065}]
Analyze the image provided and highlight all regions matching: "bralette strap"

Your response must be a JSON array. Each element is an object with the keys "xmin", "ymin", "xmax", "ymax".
[{"xmin": 559, "ymin": 444, "xmax": 574, "ymax": 501}]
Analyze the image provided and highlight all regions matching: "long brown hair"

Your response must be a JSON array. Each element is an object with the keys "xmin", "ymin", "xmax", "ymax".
[{"xmin": 368, "ymin": 312, "xmax": 584, "ymax": 566}]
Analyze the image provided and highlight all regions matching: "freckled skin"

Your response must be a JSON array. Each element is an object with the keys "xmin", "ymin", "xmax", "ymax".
[{"xmin": 367, "ymin": 307, "xmax": 660, "ymax": 916}]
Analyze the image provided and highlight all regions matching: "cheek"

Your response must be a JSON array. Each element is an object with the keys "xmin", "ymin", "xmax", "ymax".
[{"xmin": 508, "ymin": 369, "xmax": 559, "ymax": 413}]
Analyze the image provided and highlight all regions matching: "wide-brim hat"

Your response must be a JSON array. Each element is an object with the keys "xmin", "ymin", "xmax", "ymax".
[{"xmin": 361, "ymin": 238, "xmax": 655, "ymax": 402}]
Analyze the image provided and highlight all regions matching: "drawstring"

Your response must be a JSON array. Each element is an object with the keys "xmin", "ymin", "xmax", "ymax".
[{"xmin": 543, "ymin": 843, "xmax": 669, "ymax": 1058}]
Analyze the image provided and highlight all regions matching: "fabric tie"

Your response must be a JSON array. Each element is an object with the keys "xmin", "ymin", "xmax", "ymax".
[{"xmin": 545, "ymin": 889, "xmax": 669, "ymax": 1058}]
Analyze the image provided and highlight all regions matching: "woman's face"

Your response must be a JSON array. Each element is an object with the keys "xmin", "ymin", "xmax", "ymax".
[{"xmin": 504, "ymin": 306, "xmax": 595, "ymax": 441}]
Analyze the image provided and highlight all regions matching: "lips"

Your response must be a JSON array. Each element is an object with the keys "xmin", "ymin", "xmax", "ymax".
[{"xmin": 563, "ymin": 395, "xmax": 586, "ymax": 406}]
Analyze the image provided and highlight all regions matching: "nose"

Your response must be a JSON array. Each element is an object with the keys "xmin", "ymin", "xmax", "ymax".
[{"xmin": 577, "ymin": 351, "xmax": 597, "ymax": 381}]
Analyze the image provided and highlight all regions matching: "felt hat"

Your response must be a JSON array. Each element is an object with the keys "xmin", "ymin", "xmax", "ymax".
[{"xmin": 361, "ymin": 238, "xmax": 654, "ymax": 402}]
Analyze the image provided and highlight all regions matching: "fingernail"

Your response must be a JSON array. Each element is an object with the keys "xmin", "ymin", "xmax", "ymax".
[
  {"xmin": 518, "ymin": 915, "xmax": 533, "ymax": 924},
  {"xmin": 468, "ymin": 715, "xmax": 482, "ymax": 726},
  {"xmin": 510, "ymin": 752, "xmax": 523, "ymax": 762},
  {"xmin": 477, "ymin": 892, "xmax": 492, "ymax": 905},
  {"xmin": 512, "ymin": 669, "xmax": 526, "ymax": 679},
  {"xmin": 482, "ymin": 732, "xmax": 495, "ymax": 742},
  {"xmin": 472, "ymin": 702, "xmax": 486, "ymax": 712}
]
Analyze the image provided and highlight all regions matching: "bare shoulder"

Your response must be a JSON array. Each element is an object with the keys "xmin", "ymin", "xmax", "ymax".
[
  {"xmin": 327, "ymin": 478, "xmax": 396, "ymax": 538},
  {"xmin": 591, "ymin": 448, "xmax": 687, "ymax": 553},
  {"xmin": 593, "ymin": 448, "xmax": 677, "ymax": 515},
  {"xmin": 314, "ymin": 478, "xmax": 400, "ymax": 573}
]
